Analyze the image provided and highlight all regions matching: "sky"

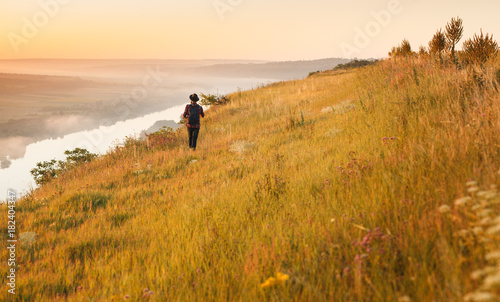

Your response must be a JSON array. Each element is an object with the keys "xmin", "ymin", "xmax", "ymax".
[{"xmin": 1, "ymin": 0, "xmax": 499, "ymax": 61}]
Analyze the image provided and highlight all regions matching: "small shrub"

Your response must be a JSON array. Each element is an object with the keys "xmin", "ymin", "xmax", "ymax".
[
  {"xmin": 399, "ymin": 39, "xmax": 413, "ymax": 56},
  {"xmin": 64, "ymin": 148, "xmax": 97, "ymax": 167},
  {"xmin": 445, "ymin": 17, "xmax": 464, "ymax": 63},
  {"xmin": 418, "ymin": 45, "xmax": 428, "ymax": 57},
  {"xmin": 463, "ymin": 30, "xmax": 499, "ymax": 66},
  {"xmin": 389, "ymin": 46, "xmax": 401, "ymax": 57},
  {"xmin": 145, "ymin": 126, "xmax": 175, "ymax": 148},
  {"xmin": 200, "ymin": 93, "xmax": 230, "ymax": 106},
  {"xmin": 429, "ymin": 29, "xmax": 447, "ymax": 58},
  {"xmin": 30, "ymin": 148, "xmax": 98, "ymax": 186},
  {"xmin": 388, "ymin": 40, "xmax": 413, "ymax": 58},
  {"xmin": 287, "ymin": 111, "xmax": 306, "ymax": 130},
  {"xmin": 30, "ymin": 159, "xmax": 65, "ymax": 186},
  {"xmin": 122, "ymin": 135, "xmax": 142, "ymax": 149}
]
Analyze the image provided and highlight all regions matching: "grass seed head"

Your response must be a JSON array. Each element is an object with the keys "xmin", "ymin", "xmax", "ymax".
[
  {"xmin": 464, "ymin": 291, "xmax": 497, "ymax": 302},
  {"xmin": 438, "ymin": 205, "xmax": 451, "ymax": 214},
  {"xmin": 455, "ymin": 196, "xmax": 473, "ymax": 206}
]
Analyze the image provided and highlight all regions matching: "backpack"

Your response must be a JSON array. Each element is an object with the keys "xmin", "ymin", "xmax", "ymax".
[{"xmin": 188, "ymin": 104, "xmax": 200, "ymax": 125}]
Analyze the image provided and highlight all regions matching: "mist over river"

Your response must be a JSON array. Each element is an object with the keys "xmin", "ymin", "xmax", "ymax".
[{"xmin": 0, "ymin": 58, "xmax": 343, "ymax": 199}]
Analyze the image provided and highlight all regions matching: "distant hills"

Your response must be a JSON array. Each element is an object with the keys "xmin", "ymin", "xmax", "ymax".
[
  {"xmin": 184, "ymin": 58, "xmax": 351, "ymax": 80},
  {"xmin": 0, "ymin": 58, "xmax": 351, "ymax": 80},
  {"xmin": 0, "ymin": 58, "xmax": 351, "ymax": 81}
]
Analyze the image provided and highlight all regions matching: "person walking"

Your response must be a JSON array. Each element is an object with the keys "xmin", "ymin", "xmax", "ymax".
[{"xmin": 183, "ymin": 93, "xmax": 205, "ymax": 150}]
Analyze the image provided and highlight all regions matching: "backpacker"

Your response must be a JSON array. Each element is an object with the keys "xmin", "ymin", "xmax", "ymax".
[{"xmin": 188, "ymin": 104, "xmax": 200, "ymax": 125}]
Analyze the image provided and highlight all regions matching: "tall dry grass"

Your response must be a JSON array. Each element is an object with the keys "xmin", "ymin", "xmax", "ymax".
[{"xmin": 1, "ymin": 57, "xmax": 499, "ymax": 301}]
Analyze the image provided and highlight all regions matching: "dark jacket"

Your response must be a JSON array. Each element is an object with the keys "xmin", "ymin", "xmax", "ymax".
[{"xmin": 183, "ymin": 103, "xmax": 205, "ymax": 128}]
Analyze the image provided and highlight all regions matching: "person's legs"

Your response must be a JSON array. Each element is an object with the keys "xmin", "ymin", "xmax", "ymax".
[
  {"xmin": 191, "ymin": 128, "xmax": 200, "ymax": 150},
  {"xmin": 187, "ymin": 127, "xmax": 194, "ymax": 148}
]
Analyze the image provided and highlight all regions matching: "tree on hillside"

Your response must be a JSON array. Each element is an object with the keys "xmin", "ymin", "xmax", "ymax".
[
  {"xmin": 463, "ymin": 30, "xmax": 499, "ymax": 66},
  {"xmin": 429, "ymin": 30, "xmax": 447, "ymax": 62},
  {"xmin": 445, "ymin": 17, "xmax": 464, "ymax": 64},
  {"xmin": 400, "ymin": 39, "xmax": 413, "ymax": 56}
]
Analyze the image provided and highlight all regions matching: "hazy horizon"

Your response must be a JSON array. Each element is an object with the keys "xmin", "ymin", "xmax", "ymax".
[{"xmin": 2, "ymin": 0, "xmax": 499, "ymax": 61}]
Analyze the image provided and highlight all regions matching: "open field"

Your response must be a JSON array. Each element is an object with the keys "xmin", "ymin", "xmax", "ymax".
[{"xmin": 1, "ymin": 57, "xmax": 500, "ymax": 301}]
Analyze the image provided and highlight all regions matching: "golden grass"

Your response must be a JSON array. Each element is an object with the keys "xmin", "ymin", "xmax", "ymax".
[{"xmin": 1, "ymin": 58, "xmax": 500, "ymax": 301}]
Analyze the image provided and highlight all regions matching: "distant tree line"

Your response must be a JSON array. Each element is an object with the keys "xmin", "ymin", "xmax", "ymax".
[
  {"xmin": 308, "ymin": 59, "xmax": 379, "ymax": 76},
  {"xmin": 333, "ymin": 59, "xmax": 379, "ymax": 70}
]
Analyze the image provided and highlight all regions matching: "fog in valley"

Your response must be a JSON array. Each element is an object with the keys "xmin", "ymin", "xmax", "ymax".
[{"xmin": 0, "ymin": 58, "xmax": 347, "ymax": 194}]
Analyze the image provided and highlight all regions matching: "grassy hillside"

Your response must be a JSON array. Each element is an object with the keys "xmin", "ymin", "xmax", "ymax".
[{"xmin": 2, "ymin": 57, "xmax": 500, "ymax": 301}]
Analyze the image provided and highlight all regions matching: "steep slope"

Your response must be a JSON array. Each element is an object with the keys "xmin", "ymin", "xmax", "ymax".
[{"xmin": 2, "ymin": 59, "xmax": 500, "ymax": 301}]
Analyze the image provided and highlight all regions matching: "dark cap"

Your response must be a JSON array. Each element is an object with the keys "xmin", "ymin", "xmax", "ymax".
[{"xmin": 190, "ymin": 93, "xmax": 199, "ymax": 102}]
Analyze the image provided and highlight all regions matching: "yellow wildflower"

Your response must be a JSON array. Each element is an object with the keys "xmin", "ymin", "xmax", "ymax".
[
  {"xmin": 276, "ymin": 272, "xmax": 290, "ymax": 282},
  {"xmin": 260, "ymin": 272, "xmax": 290, "ymax": 288}
]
